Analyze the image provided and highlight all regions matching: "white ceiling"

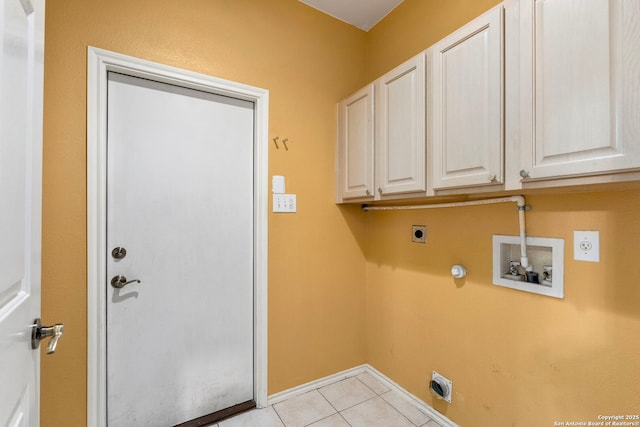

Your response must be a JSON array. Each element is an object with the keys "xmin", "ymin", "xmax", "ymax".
[{"xmin": 299, "ymin": 0, "xmax": 404, "ymax": 31}]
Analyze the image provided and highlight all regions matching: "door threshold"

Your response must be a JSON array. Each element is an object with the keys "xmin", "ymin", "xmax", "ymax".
[{"xmin": 173, "ymin": 400, "xmax": 256, "ymax": 427}]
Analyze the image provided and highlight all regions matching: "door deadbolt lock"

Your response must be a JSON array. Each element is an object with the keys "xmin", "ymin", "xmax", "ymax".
[
  {"xmin": 112, "ymin": 247, "xmax": 127, "ymax": 259},
  {"xmin": 111, "ymin": 275, "xmax": 141, "ymax": 289},
  {"xmin": 31, "ymin": 318, "xmax": 64, "ymax": 354}
]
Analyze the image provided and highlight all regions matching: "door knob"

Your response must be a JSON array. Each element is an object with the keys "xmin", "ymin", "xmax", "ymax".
[
  {"xmin": 111, "ymin": 275, "xmax": 141, "ymax": 289},
  {"xmin": 112, "ymin": 247, "xmax": 127, "ymax": 259},
  {"xmin": 31, "ymin": 318, "xmax": 64, "ymax": 354}
]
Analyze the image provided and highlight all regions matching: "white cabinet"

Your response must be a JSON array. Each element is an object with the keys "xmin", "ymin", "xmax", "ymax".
[
  {"xmin": 337, "ymin": 1, "xmax": 640, "ymax": 204},
  {"xmin": 431, "ymin": 5, "xmax": 504, "ymax": 190},
  {"xmin": 337, "ymin": 53, "xmax": 427, "ymax": 202},
  {"xmin": 337, "ymin": 85, "xmax": 375, "ymax": 200},
  {"xmin": 517, "ymin": 0, "xmax": 640, "ymax": 181},
  {"xmin": 376, "ymin": 53, "xmax": 427, "ymax": 197}
]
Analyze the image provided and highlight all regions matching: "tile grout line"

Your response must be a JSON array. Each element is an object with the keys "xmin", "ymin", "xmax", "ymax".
[
  {"xmin": 369, "ymin": 390, "xmax": 422, "ymax": 427},
  {"xmin": 336, "ymin": 411, "xmax": 354, "ymax": 427},
  {"xmin": 271, "ymin": 402, "xmax": 287, "ymax": 427},
  {"xmin": 353, "ymin": 374, "xmax": 426, "ymax": 425},
  {"xmin": 319, "ymin": 377, "xmax": 381, "ymax": 413},
  {"xmin": 302, "ymin": 387, "xmax": 353, "ymax": 427},
  {"xmin": 316, "ymin": 390, "xmax": 344, "ymax": 419},
  {"xmin": 378, "ymin": 391, "xmax": 436, "ymax": 427},
  {"xmin": 353, "ymin": 374, "xmax": 383, "ymax": 396},
  {"xmin": 302, "ymin": 410, "xmax": 353, "ymax": 427},
  {"xmin": 380, "ymin": 395, "xmax": 424, "ymax": 427}
]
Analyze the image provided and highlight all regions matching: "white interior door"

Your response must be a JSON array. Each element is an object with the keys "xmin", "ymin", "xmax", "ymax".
[
  {"xmin": 0, "ymin": 0, "xmax": 45, "ymax": 425},
  {"xmin": 106, "ymin": 72, "xmax": 255, "ymax": 426}
]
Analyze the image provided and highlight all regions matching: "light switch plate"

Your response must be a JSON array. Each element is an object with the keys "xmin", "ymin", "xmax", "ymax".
[
  {"xmin": 272, "ymin": 175, "xmax": 285, "ymax": 194},
  {"xmin": 273, "ymin": 194, "xmax": 296, "ymax": 213},
  {"xmin": 574, "ymin": 230, "xmax": 599, "ymax": 262}
]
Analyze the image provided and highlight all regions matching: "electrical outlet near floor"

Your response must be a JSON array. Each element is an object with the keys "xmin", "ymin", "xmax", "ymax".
[
  {"xmin": 430, "ymin": 371, "xmax": 452, "ymax": 403},
  {"xmin": 574, "ymin": 230, "xmax": 599, "ymax": 262},
  {"xmin": 412, "ymin": 225, "xmax": 427, "ymax": 243}
]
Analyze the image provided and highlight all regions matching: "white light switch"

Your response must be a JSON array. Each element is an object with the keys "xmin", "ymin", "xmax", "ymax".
[
  {"xmin": 574, "ymin": 230, "xmax": 599, "ymax": 262},
  {"xmin": 272, "ymin": 175, "xmax": 285, "ymax": 194},
  {"xmin": 273, "ymin": 194, "xmax": 296, "ymax": 213}
]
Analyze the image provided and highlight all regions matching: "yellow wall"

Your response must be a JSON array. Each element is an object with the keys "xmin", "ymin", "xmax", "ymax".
[
  {"xmin": 365, "ymin": 0, "xmax": 502, "ymax": 81},
  {"xmin": 41, "ymin": 0, "xmax": 640, "ymax": 426},
  {"xmin": 364, "ymin": 1, "xmax": 640, "ymax": 426},
  {"xmin": 41, "ymin": 1, "xmax": 367, "ymax": 425},
  {"xmin": 365, "ymin": 190, "xmax": 640, "ymax": 426}
]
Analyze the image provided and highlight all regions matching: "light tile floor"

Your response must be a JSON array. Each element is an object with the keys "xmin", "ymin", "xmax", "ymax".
[{"xmin": 213, "ymin": 373, "xmax": 443, "ymax": 427}]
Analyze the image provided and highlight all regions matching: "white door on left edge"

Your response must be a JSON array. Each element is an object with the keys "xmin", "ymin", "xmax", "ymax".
[
  {"xmin": 0, "ymin": 0, "xmax": 44, "ymax": 427},
  {"xmin": 106, "ymin": 72, "xmax": 255, "ymax": 426},
  {"xmin": 0, "ymin": 0, "xmax": 45, "ymax": 425}
]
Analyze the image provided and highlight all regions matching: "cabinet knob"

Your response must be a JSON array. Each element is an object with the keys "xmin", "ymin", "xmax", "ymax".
[
  {"xmin": 365, "ymin": 189, "xmax": 371, "ymax": 196},
  {"xmin": 519, "ymin": 169, "xmax": 530, "ymax": 178},
  {"xmin": 488, "ymin": 173, "xmax": 496, "ymax": 182},
  {"xmin": 378, "ymin": 187, "xmax": 383, "ymax": 195}
]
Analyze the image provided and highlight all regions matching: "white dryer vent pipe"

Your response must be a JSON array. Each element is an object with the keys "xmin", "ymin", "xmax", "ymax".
[{"xmin": 362, "ymin": 195, "xmax": 530, "ymax": 268}]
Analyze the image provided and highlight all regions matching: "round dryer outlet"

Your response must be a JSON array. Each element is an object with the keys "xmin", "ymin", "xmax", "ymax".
[{"xmin": 430, "ymin": 371, "xmax": 452, "ymax": 403}]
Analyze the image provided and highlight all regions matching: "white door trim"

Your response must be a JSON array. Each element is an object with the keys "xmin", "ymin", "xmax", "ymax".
[{"xmin": 86, "ymin": 47, "xmax": 269, "ymax": 427}]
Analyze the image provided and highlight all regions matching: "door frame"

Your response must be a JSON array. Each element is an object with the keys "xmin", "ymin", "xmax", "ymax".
[{"xmin": 86, "ymin": 47, "xmax": 269, "ymax": 427}]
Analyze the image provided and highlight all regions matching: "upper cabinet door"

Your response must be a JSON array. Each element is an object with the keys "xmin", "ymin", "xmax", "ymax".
[
  {"xmin": 519, "ymin": 0, "xmax": 640, "ymax": 180},
  {"xmin": 376, "ymin": 54, "xmax": 426, "ymax": 196},
  {"xmin": 337, "ymin": 84, "xmax": 375, "ymax": 201},
  {"xmin": 431, "ymin": 5, "xmax": 504, "ymax": 190}
]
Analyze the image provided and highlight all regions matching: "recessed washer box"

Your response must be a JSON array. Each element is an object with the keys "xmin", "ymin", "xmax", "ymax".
[{"xmin": 492, "ymin": 235, "xmax": 564, "ymax": 299}]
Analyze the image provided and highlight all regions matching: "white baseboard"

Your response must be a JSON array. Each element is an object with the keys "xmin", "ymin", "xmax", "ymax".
[
  {"xmin": 267, "ymin": 365, "xmax": 368, "ymax": 406},
  {"xmin": 266, "ymin": 364, "xmax": 458, "ymax": 427}
]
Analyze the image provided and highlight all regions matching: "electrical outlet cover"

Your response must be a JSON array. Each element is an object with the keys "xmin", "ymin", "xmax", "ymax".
[
  {"xmin": 574, "ymin": 230, "xmax": 599, "ymax": 262},
  {"xmin": 412, "ymin": 225, "xmax": 427, "ymax": 243}
]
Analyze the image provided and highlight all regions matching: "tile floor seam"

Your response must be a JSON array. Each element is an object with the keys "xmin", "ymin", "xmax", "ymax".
[
  {"xmin": 379, "ymin": 389, "xmax": 436, "ymax": 426},
  {"xmin": 340, "ymin": 396, "xmax": 415, "ymax": 427},
  {"xmin": 313, "ymin": 383, "xmax": 358, "ymax": 427},
  {"xmin": 354, "ymin": 372, "xmax": 391, "ymax": 396},
  {"xmin": 392, "ymin": 401, "xmax": 424, "ymax": 427},
  {"xmin": 316, "ymin": 386, "xmax": 341, "ymax": 414},
  {"xmin": 394, "ymin": 401, "xmax": 418, "ymax": 425},
  {"xmin": 336, "ymin": 412, "xmax": 354, "ymax": 427},
  {"xmin": 335, "ymin": 393, "xmax": 379, "ymax": 412},
  {"xmin": 353, "ymin": 375, "xmax": 380, "ymax": 396},
  {"xmin": 369, "ymin": 394, "xmax": 424, "ymax": 427},
  {"xmin": 301, "ymin": 411, "xmax": 353, "ymax": 427},
  {"xmin": 271, "ymin": 404, "xmax": 287, "ymax": 427}
]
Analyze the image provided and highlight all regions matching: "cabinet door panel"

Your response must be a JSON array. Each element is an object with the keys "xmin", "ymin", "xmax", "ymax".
[
  {"xmin": 521, "ymin": 0, "xmax": 640, "ymax": 179},
  {"xmin": 337, "ymin": 85, "xmax": 374, "ymax": 200},
  {"xmin": 377, "ymin": 54, "xmax": 426, "ymax": 196},
  {"xmin": 432, "ymin": 5, "xmax": 504, "ymax": 189}
]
